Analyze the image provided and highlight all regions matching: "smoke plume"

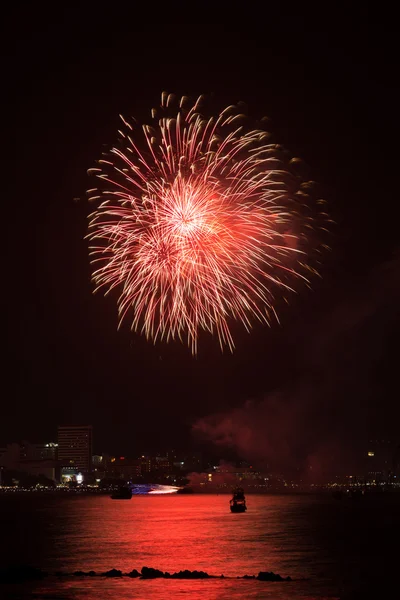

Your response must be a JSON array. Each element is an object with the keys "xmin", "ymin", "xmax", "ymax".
[{"xmin": 193, "ymin": 254, "xmax": 400, "ymax": 481}]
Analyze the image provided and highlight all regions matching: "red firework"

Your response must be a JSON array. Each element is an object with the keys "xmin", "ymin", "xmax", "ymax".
[{"xmin": 87, "ymin": 93, "xmax": 329, "ymax": 353}]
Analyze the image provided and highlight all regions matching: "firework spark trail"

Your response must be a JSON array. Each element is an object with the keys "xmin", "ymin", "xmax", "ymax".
[{"xmin": 87, "ymin": 93, "xmax": 330, "ymax": 353}]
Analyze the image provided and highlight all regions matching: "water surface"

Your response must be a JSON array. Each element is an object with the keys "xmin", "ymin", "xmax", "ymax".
[{"xmin": 1, "ymin": 493, "xmax": 398, "ymax": 599}]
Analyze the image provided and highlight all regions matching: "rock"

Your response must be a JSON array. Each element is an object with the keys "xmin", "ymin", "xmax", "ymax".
[
  {"xmin": 0, "ymin": 564, "xmax": 293, "ymax": 583},
  {"xmin": 194, "ymin": 570, "xmax": 211, "ymax": 579},
  {"xmin": 102, "ymin": 568, "xmax": 123, "ymax": 577},
  {"xmin": 170, "ymin": 570, "xmax": 211, "ymax": 579},
  {"xmin": 257, "ymin": 571, "xmax": 291, "ymax": 582},
  {"xmin": 141, "ymin": 566, "xmax": 165, "ymax": 578},
  {"xmin": 127, "ymin": 569, "xmax": 141, "ymax": 578}
]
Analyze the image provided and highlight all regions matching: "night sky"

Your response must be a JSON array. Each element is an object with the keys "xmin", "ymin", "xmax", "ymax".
[{"xmin": 4, "ymin": 11, "xmax": 399, "ymax": 468}]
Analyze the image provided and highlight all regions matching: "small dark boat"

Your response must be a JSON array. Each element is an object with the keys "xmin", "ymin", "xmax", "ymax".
[
  {"xmin": 111, "ymin": 486, "xmax": 132, "ymax": 500},
  {"xmin": 230, "ymin": 487, "xmax": 247, "ymax": 513}
]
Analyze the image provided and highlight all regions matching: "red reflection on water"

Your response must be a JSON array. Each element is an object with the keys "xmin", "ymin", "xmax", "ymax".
[
  {"xmin": 57, "ymin": 495, "xmax": 306, "ymax": 579},
  {"xmin": 3, "ymin": 493, "xmax": 356, "ymax": 598}
]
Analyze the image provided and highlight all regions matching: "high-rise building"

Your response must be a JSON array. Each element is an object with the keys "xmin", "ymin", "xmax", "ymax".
[
  {"xmin": 108, "ymin": 457, "xmax": 141, "ymax": 480},
  {"xmin": 19, "ymin": 441, "xmax": 58, "ymax": 461},
  {"xmin": 140, "ymin": 456, "xmax": 152, "ymax": 473},
  {"xmin": 152, "ymin": 456, "xmax": 171, "ymax": 472},
  {"xmin": 0, "ymin": 441, "xmax": 59, "ymax": 482},
  {"xmin": 58, "ymin": 426, "xmax": 93, "ymax": 473}
]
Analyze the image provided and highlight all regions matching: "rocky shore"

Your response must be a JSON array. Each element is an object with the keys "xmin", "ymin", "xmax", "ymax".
[{"xmin": 0, "ymin": 565, "xmax": 292, "ymax": 583}]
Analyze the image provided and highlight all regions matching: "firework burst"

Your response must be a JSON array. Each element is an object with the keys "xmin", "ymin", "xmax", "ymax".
[{"xmin": 87, "ymin": 93, "xmax": 330, "ymax": 353}]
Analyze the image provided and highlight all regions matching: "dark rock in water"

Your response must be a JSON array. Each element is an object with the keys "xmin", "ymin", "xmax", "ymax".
[
  {"xmin": 257, "ymin": 571, "xmax": 291, "ymax": 582},
  {"xmin": 0, "ymin": 565, "xmax": 47, "ymax": 583},
  {"xmin": 170, "ymin": 569, "xmax": 211, "ymax": 579},
  {"xmin": 127, "ymin": 569, "xmax": 141, "ymax": 578},
  {"xmin": 0, "ymin": 564, "xmax": 296, "ymax": 583},
  {"xmin": 141, "ymin": 567, "xmax": 165, "ymax": 578},
  {"xmin": 102, "ymin": 568, "xmax": 123, "ymax": 577}
]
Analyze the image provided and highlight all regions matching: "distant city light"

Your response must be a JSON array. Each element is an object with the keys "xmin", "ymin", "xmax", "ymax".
[
  {"xmin": 368, "ymin": 451, "xmax": 375, "ymax": 457},
  {"xmin": 76, "ymin": 473, "xmax": 83, "ymax": 484}
]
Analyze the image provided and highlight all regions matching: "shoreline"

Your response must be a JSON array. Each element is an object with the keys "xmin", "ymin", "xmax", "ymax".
[{"xmin": 1, "ymin": 487, "xmax": 399, "ymax": 496}]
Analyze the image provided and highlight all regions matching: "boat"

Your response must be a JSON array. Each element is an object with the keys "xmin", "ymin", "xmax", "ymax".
[
  {"xmin": 230, "ymin": 487, "xmax": 247, "ymax": 513},
  {"xmin": 110, "ymin": 486, "xmax": 132, "ymax": 500}
]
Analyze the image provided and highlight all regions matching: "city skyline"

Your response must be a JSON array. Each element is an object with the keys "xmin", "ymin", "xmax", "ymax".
[{"xmin": 1, "ymin": 424, "xmax": 399, "ymax": 486}]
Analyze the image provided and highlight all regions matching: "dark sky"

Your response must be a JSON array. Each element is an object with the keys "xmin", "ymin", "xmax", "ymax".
[{"xmin": 4, "ymin": 10, "xmax": 399, "ymax": 462}]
